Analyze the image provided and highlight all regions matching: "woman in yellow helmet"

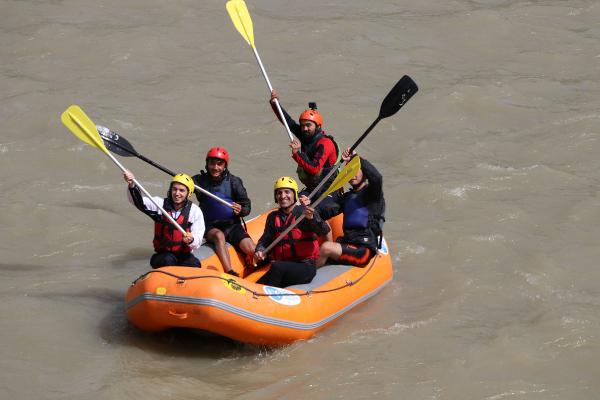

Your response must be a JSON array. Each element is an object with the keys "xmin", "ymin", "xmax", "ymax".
[
  {"xmin": 252, "ymin": 177, "xmax": 330, "ymax": 288},
  {"xmin": 124, "ymin": 171, "xmax": 205, "ymax": 268}
]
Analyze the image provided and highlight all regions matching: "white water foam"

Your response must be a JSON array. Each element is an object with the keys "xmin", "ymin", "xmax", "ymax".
[
  {"xmin": 394, "ymin": 240, "xmax": 426, "ymax": 262},
  {"xmin": 337, "ymin": 317, "xmax": 438, "ymax": 344},
  {"xmin": 477, "ymin": 163, "xmax": 540, "ymax": 173},
  {"xmin": 445, "ymin": 184, "xmax": 482, "ymax": 199}
]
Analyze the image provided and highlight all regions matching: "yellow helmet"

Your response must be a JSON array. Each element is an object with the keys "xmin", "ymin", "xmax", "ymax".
[
  {"xmin": 171, "ymin": 173, "xmax": 195, "ymax": 199},
  {"xmin": 273, "ymin": 176, "xmax": 298, "ymax": 202}
]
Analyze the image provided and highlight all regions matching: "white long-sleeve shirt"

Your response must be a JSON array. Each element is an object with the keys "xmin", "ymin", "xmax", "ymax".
[{"xmin": 127, "ymin": 187, "xmax": 205, "ymax": 250}]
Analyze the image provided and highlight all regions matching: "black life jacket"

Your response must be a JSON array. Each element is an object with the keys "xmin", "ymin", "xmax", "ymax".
[{"xmin": 297, "ymin": 130, "xmax": 341, "ymax": 190}]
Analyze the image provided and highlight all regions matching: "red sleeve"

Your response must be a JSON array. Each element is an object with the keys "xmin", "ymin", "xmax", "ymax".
[{"xmin": 292, "ymin": 138, "xmax": 337, "ymax": 175}]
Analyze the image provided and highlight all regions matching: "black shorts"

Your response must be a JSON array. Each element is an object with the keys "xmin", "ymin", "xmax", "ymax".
[
  {"xmin": 206, "ymin": 223, "xmax": 250, "ymax": 252},
  {"xmin": 336, "ymin": 242, "xmax": 374, "ymax": 267}
]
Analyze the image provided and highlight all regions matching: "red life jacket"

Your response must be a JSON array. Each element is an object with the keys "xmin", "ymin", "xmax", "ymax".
[
  {"xmin": 153, "ymin": 199, "xmax": 193, "ymax": 253},
  {"xmin": 271, "ymin": 209, "xmax": 319, "ymax": 262}
]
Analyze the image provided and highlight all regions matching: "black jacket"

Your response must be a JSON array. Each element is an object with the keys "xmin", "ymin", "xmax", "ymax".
[{"xmin": 319, "ymin": 158, "xmax": 385, "ymax": 251}]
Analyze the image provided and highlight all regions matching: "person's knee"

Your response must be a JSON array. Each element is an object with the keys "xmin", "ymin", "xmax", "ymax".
[
  {"xmin": 320, "ymin": 241, "xmax": 336, "ymax": 256},
  {"xmin": 206, "ymin": 229, "xmax": 225, "ymax": 244},
  {"xmin": 239, "ymin": 238, "xmax": 256, "ymax": 254}
]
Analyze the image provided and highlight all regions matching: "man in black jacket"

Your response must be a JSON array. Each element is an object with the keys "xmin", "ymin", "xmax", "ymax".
[
  {"xmin": 316, "ymin": 149, "xmax": 385, "ymax": 268},
  {"xmin": 192, "ymin": 147, "xmax": 255, "ymax": 276}
]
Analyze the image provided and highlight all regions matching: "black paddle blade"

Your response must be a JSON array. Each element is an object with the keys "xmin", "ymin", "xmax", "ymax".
[
  {"xmin": 96, "ymin": 125, "xmax": 138, "ymax": 157},
  {"xmin": 379, "ymin": 75, "xmax": 418, "ymax": 119}
]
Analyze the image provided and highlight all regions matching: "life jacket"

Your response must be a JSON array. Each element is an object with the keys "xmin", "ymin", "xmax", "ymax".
[
  {"xmin": 152, "ymin": 199, "xmax": 193, "ymax": 253},
  {"xmin": 297, "ymin": 130, "xmax": 341, "ymax": 178},
  {"xmin": 343, "ymin": 191, "xmax": 370, "ymax": 231},
  {"xmin": 341, "ymin": 188, "xmax": 386, "ymax": 251},
  {"xmin": 196, "ymin": 171, "xmax": 235, "ymax": 224},
  {"xmin": 271, "ymin": 209, "xmax": 320, "ymax": 262}
]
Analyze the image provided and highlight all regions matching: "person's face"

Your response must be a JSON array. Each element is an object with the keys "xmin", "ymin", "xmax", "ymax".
[
  {"xmin": 170, "ymin": 182, "xmax": 189, "ymax": 205},
  {"xmin": 207, "ymin": 158, "xmax": 226, "ymax": 178},
  {"xmin": 275, "ymin": 188, "xmax": 295, "ymax": 209},
  {"xmin": 349, "ymin": 169, "xmax": 364, "ymax": 187},
  {"xmin": 299, "ymin": 119, "xmax": 317, "ymax": 136}
]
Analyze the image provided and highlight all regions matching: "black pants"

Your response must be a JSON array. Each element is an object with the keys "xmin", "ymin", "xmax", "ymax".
[
  {"xmin": 257, "ymin": 260, "xmax": 316, "ymax": 288},
  {"xmin": 150, "ymin": 252, "xmax": 201, "ymax": 268}
]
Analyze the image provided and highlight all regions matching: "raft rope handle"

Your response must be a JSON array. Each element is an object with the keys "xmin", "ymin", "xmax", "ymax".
[{"xmin": 130, "ymin": 253, "xmax": 380, "ymax": 298}]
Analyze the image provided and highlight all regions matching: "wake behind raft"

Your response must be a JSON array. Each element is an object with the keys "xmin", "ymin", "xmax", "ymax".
[{"xmin": 125, "ymin": 211, "xmax": 393, "ymax": 345}]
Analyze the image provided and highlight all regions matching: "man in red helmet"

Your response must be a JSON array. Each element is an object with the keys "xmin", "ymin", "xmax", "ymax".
[
  {"xmin": 269, "ymin": 90, "xmax": 340, "ymax": 198},
  {"xmin": 192, "ymin": 147, "xmax": 255, "ymax": 276}
]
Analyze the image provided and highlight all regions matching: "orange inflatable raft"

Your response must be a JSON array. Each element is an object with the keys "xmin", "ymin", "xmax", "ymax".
[{"xmin": 125, "ymin": 212, "xmax": 393, "ymax": 345}]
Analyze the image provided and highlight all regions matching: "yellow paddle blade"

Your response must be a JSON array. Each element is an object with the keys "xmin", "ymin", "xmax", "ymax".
[
  {"xmin": 226, "ymin": 0, "xmax": 255, "ymax": 47},
  {"xmin": 325, "ymin": 156, "xmax": 361, "ymax": 196},
  {"xmin": 61, "ymin": 105, "xmax": 108, "ymax": 154}
]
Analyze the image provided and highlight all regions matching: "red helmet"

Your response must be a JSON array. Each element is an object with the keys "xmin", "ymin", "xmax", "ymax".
[
  {"xmin": 206, "ymin": 147, "xmax": 230, "ymax": 164},
  {"xmin": 299, "ymin": 108, "xmax": 323, "ymax": 127}
]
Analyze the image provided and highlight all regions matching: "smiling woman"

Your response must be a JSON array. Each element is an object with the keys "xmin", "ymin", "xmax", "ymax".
[{"xmin": 124, "ymin": 171, "xmax": 206, "ymax": 269}]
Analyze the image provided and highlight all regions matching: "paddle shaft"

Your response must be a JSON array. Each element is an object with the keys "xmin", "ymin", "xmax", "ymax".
[
  {"xmin": 349, "ymin": 117, "xmax": 381, "ymax": 154},
  {"xmin": 102, "ymin": 132, "xmax": 235, "ymax": 209},
  {"xmin": 226, "ymin": 0, "xmax": 294, "ymax": 142},
  {"xmin": 250, "ymin": 46, "xmax": 294, "ymax": 142},
  {"xmin": 305, "ymin": 117, "xmax": 381, "ymax": 201}
]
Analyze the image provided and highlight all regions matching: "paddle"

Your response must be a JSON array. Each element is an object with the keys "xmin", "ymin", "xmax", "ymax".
[
  {"xmin": 95, "ymin": 125, "xmax": 140, "ymax": 158},
  {"xmin": 226, "ymin": 0, "xmax": 294, "ymax": 142},
  {"xmin": 306, "ymin": 75, "xmax": 418, "ymax": 200},
  {"xmin": 259, "ymin": 156, "xmax": 361, "ymax": 256},
  {"xmin": 95, "ymin": 125, "xmax": 236, "ymax": 209},
  {"xmin": 61, "ymin": 105, "xmax": 188, "ymax": 235}
]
